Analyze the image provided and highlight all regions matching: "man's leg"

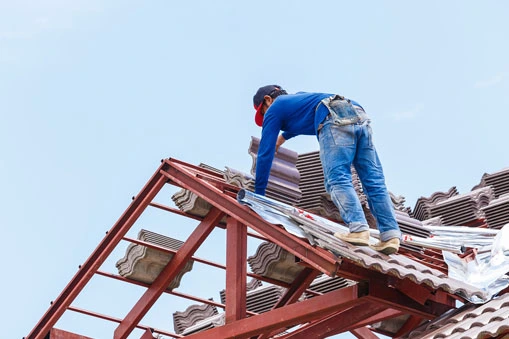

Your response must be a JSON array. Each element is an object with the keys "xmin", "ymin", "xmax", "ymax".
[
  {"xmin": 353, "ymin": 122, "xmax": 401, "ymax": 253},
  {"xmin": 319, "ymin": 123, "xmax": 370, "ymax": 245}
]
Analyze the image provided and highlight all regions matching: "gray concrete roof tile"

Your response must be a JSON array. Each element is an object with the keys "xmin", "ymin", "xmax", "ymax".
[
  {"xmin": 302, "ymin": 225, "xmax": 488, "ymax": 301},
  {"xmin": 115, "ymin": 229, "xmax": 194, "ymax": 290},
  {"xmin": 406, "ymin": 293, "xmax": 509, "ymax": 339}
]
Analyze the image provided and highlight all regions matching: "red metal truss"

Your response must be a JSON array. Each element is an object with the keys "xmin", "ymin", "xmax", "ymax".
[
  {"xmin": 49, "ymin": 328, "xmax": 93, "ymax": 339},
  {"xmin": 225, "ymin": 217, "xmax": 247, "ymax": 324},
  {"xmin": 114, "ymin": 207, "xmax": 225, "ymax": 338},
  {"xmin": 278, "ymin": 303, "xmax": 400, "ymax": 339},
  {"xmin": 184, "ymin": 285, "xmax": 362, "ymax": 339},
  {"xmin": 25, "ymin": 158, "xmax": 457, "ymax": 339}
]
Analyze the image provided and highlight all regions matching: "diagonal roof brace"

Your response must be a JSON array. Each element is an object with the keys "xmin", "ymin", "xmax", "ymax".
[
  {"xmin": 114, "ymin": 207, "xmax": 225, "ymax": 338},
  {"xmin": 162, "ymin": 159, "xmax": 339, "ymax": 276},
  {"xmin": 182, "ymin": 284, "xmax": 363, "ymax": 339}
]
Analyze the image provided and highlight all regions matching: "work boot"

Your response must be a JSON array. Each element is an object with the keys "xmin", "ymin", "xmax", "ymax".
[
  {"xmin": 334, "ymin": 230, "xmax": 370, "ymax": 246},
  {"xmin": 371, "ymin": 238, "xmax": 400, "ymax": 255}
]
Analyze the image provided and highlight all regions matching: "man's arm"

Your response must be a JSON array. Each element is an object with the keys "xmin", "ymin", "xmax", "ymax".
[
  {"xmin": 275, "ymin": 134, "xmax": 286, "ymax": 152},
  {"xmin": 255, "ymin": 112, "xmax": 282, "ymax": 195}
]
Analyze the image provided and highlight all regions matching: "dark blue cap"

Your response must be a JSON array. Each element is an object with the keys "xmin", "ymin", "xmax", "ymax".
[{"xmin": 253, "ymin": 85, "xmax": 282, "ymax": 126}]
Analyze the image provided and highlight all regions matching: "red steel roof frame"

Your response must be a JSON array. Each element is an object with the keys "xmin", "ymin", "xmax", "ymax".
[{"xmin": 25, "ymin": 158, "xmax": 459, "ymax": 339}]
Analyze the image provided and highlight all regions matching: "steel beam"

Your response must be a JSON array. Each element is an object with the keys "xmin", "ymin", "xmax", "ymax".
[
  {"xmin": 98, "ymin": 248, "xmax": 318, "ymax": 311},
  {"xmin": 345, "ymin": 308, "xmax": 403, "ymax": 330},
  {"xmin": 225, "ymin": 217, "xmax": 247, "ymax": 323},
  {"xmin": 256, "ymin": 267, "xmax": 320, "ymax": 339},
  {"xmin": 183, "ymin": 285, "xmax": 361, "ymax": 339},
  {"xmin": 366, "ymin": 281, "xmax": 451, "ymax": 319},
  {"xmin": 281, "ymin": 302, "xmax": 386, "ymax": 339},
  {"xmin": 270, "ymin": 267, "xmax": 320, "ymax": 310},
  {"xmin": 25, "ymin": 163, "xmax": 169, "ymax": 339},
  {"xmin": 48, "ymin": 328, "xmax": 93, "ymax": 339},
  {"xmin": 393, "ymin": 315, "xmax": 424, "ymax": 338},
  {"xmin": 67, "ymin": 306, "xmax": 182, "ymax": 338},
  {"xmin": 167, "ymin": 158, "xmax": 225, "ymax": 178},
  {"xmin": 393, "ymin": 278, "xmax": 432, "ymax": 305},
  {"xmin": 351, "ymin": 327, "xmax": 379, "ymax": 339},
  {"xmin": 331, "ymin": 309, "xmax": 403, "ymax": 336},
  {"xmin": 114, "ymin": 207, "xmax": 225, "ymax": 339},
  {"xmin": 95, "ymin": 270, "xmax": 258, "ymax": 316},
  {"xmin": 139, "ymin": 328, "xmax": 155, "ymax": 339},
  {"xmin": 337, "ymin": 259, "xmax": 450, "ymax": 317},
  {"xmin": 119, "ymin": 236, "xmax": 317, "ymax": 296},
  {"xmin": 148, "ymin": 201, "xmax": 268, "ymax": 241},
  {"xmin": 162, "ymin": 159, "xmax": 338, "ymax": 275}
]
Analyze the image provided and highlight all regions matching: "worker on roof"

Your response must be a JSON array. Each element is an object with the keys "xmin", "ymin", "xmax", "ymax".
[{"xmin": 252, "ymin": 85, "xmax": 402, "ymax": 254}]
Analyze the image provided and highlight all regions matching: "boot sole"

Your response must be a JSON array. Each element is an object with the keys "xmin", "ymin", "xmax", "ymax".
[
  {"xmin": 345, "ymin": 240, "xmax": 370, "ymax": 246},
  {"xmin": 333, "ymin": 233, "xmax": 370, "ymax": 246},
  {"xmin": 372, "ymin": 246, "xmax": 399, "ymax": 255}
]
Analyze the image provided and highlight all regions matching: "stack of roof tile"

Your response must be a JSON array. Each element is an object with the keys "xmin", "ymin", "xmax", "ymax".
[
  {"xmin": 303, "ymin": 274, "xmax": 356, "ymax": 299},
  {"xmin": 481, "ymin": 193, "xmax": 509, "ymax": 229},
  {"xmin": 412, "ymin": 187, "xmax": 459, "ymax": 221},
  {"xmin": 220, "ymin": 280, "xmax": 285, "ymax": 314},
  {"xmin": 173, "ymin": 279, "xmax": 284, "ymax": 336},
  {"xmin": 223, "ymin": 166, "xmax": 253, "ymax": 188},
  {"xmin": 180, "ymin": 313, "xmax": 225, "ymax": 336},
  {"xmin": 173, "ymin": 302, "xmax": 219, "ymax": 335},
  {"xmin": 395, "ymin": 210, "xmax": 430, "ymax": 239},
  {"xmin": 171, "ymin": 276, "xmax": 357, "ymax": 337},
  {"xmin": 247, "ymin": 241, "xmax": 356, "ymax": 287},
  {"xmin": 173, "ymin": 276, "xmax": 356, "ymax": 336},
  {"xmin": 421, "ymin": 216, "xmax": 444, "ymax": 226},
  {"xmin": 411, "ymin": 186, "xmax": 495, "ymax": 227},
  {"xmin": 172, "ymin": 280, "xmax": 264, "ymax": 336},
  {"xmin": 172, "ymin": 188, "xmax": 213, "ymax": 216},
  {"xmin": 294, "ymin": 151, "xmax": 326, "ymax": 211},
  {"xmin": 198, "ymin": 163, "xmax": 224, "ymax": 175},
  {"xmin": 404, "ymin": 292, "xmax": 509, "ymax": 339},
  {"xmin": 224, "ymin": 165, "xmax": 302, "ymax": 207},
  {"xmin": 472, "ymin": 167, "xmax": 509, "ymax": 198},
  {"xmin": 171, "ymin": 188, "xmax": 228, "ymax": 223},
  {"xmin": 426, "ymin": 186, "xmax": 494, "ymax": 226},
  {"xmin": 390, "ymin": 192, "xmax": 412, "ymax": 214},
  {"xmin": 246, "ymin": 136, "xmax": 302, "ymax": 205},
  {"xmin": 295, "ymin": 151, "xmax": 365, "ymax": 211},
  {"xmin": 247, "ymin": 241, "xmax": 306, "ymax": 284},
  {"xmin": 218, "ymin": 278, "xmax": 262, "ymax": 306},
  {"xmin": 402, "ymin": 168, "xmax": 509, "ymax": 231},
  {"xmin": 171, "ymin": 163, "xmax": 229, "ymax": 222},
  {"xmin": 467, "ymin": 167, "xmax": 509, "ymax": 229},
  {"xmin": 295, "ymin": 151, "xmax": 379, "ymax": 227},
  {"xmin": 115, "ymin": 229, "xmax": 194, "ymax": 290}
]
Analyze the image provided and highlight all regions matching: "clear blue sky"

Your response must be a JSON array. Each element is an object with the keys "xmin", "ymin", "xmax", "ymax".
[{"xmin": 1, "ymin": 1, "xmax": 508, "ymax": 338}]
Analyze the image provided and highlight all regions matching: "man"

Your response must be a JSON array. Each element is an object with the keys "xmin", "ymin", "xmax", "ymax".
[{"xmin": 252, "ymin": 84, "xmax": 401, "ymax": 254}]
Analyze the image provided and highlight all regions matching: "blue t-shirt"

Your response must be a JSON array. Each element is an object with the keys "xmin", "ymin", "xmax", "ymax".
[{"xmin": 255, "ymin": 92, "xmax": 362, "ymax": 195}]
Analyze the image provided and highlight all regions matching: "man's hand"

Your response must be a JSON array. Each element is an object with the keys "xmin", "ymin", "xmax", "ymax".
[{"xmin": 275, "ymin": 134, "xmax": 286, "ymax": 153}]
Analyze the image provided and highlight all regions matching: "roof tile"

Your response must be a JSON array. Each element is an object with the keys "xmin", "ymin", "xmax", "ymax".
[{"xmin": 406, "ymin": 292, "xmax": 509, "ymax": 339}]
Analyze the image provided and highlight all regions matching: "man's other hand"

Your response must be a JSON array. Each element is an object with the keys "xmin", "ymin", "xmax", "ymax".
[{"xmin": 275, "ymin": 135, "xmax": 286, "ymax": 153}]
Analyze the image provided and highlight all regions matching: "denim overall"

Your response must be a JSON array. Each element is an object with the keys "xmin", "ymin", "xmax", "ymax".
[{"xmin": 318, "ymin": 95, "xmax": 401, "ymax": 241}]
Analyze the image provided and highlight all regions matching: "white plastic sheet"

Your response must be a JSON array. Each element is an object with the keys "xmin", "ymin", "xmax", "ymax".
[
  {"xmin": 237, "ymin": 189, "xmax": 509, "ymax": 303},
  {"xmin": 443, "ymin": 224, "xmax": 509, "ymax": 303}
]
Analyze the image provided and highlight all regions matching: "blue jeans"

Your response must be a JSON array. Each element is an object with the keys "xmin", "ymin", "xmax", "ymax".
[{"xmin": 318, "ymin": 115, "xmax": 401, "ymax": 242}]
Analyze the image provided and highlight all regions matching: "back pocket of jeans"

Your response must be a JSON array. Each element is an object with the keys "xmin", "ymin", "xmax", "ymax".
[{"xmin": 330, "ymin": 124, "xmax": 354, "ymax": 146}]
